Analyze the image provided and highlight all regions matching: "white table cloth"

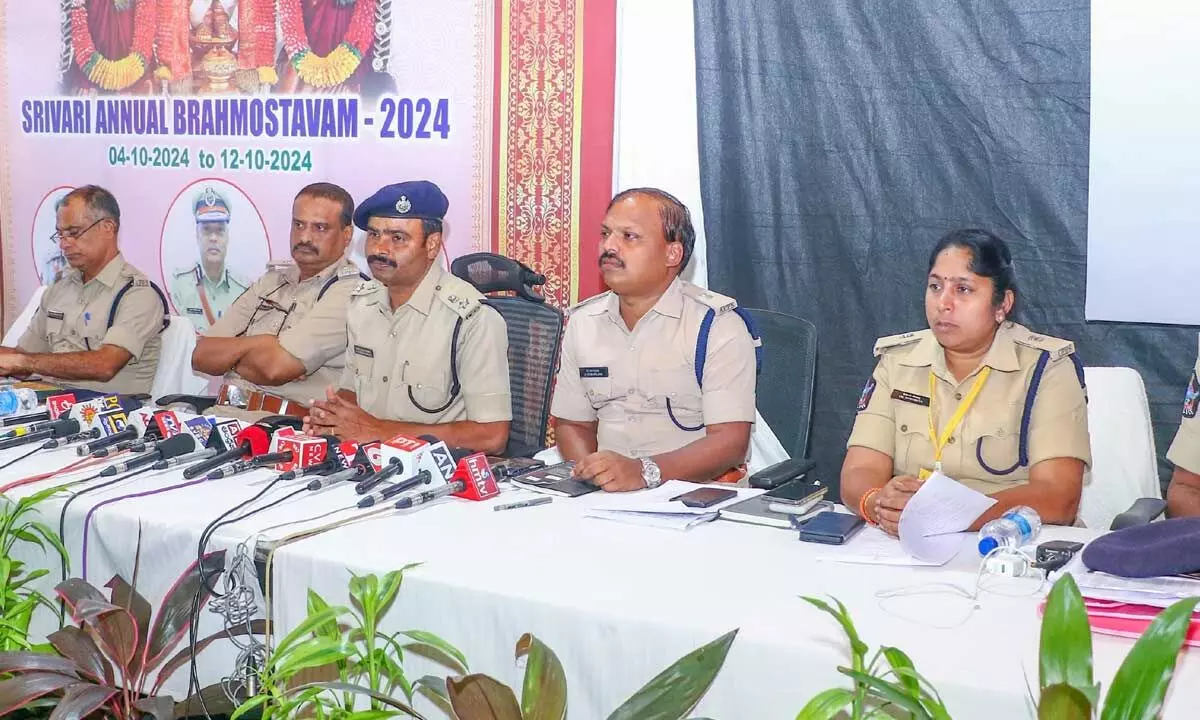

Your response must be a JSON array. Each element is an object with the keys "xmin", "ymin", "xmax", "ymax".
[{"xmin": 4, "ymin": 441, "xmax": 1198, "ymax": 719}]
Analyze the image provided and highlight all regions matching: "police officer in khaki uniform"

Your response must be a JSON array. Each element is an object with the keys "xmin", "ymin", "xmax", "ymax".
[
  {"xmin": 304, "ymin": 181, "xmax": 512, "ymax": 454},
  {"xmin": 169, "ymin": 187, "xmax": 250, "ymax": 332},
  {"xmin": 192, "ymin": 183, "xmax": 364, "ymax": 417},
  {"xmin": 0, "ymin": 185, "xmax": 165, "ymax": 395},
  {"xmin": 842, "ymin": 229, "xmax": 1091, "ymax": 537},
  {"xmin": 1165, "ymin": 339, "xmax": 1200, "ymax": 517},
  {"xmin": 551, "ymin": 188, "xmax": 758, "ymax": 492}
]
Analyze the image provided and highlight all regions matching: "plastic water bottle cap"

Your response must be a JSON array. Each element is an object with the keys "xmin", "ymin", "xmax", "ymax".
[
  {"xmin": 0, "ymin": 389, "xmax": 17, "ymax": 416},
  {"xmin": 978, "ymin": 536, "xmax": 999, "ymax": 556}
]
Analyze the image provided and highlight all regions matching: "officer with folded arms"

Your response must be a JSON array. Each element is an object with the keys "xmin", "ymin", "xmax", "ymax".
[
  {"xmin": 192, "ymin": 182, "xmax": 365, "ymax": 418},
  {"xmin": 550, "ymin": 188, "xmax": 758, "ymax": 492},
  {"xmin": 0, "ymin": 185, "xmax": 166, "ymax": 395},
  {"xmin": 304, "ymin": 180, "xmax": 512, "ymax": 454}
]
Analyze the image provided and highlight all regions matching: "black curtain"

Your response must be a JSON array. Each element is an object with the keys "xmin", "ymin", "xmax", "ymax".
[{"xmin": 694, "ymin": 0, "xmax": 1196, "ymax": 493}]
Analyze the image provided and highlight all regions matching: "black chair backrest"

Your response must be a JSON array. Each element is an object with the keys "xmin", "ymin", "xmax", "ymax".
[
  {"xmin": 451, "ymin": 253, "xmax": 564, "ymax": 457},
  {"xmin": 743, "ymin": 308, "xmax": 817, "ymax": 460}
]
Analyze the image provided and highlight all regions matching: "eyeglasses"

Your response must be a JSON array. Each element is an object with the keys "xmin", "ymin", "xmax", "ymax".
[
  {"xmin": 235, "ymin": 284, "xmax": 296, "ymax": 337},
  {"xmin": 50, "ymin": 218, "xmax": 107, "ymax": 244}
]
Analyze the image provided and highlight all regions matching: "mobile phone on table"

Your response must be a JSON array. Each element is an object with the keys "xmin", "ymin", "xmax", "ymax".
[
  {"xmin": 797, "ymin": 511, "xmax": 865, "ymax": 545},
  {"xmin": 488, "ymin": 456, "xmax": 546, "ymax": 479},
  {"xmin": 670, "ymin": 487, "xmax": 738, "ymax": 508},
  {"xmin": 763, "ymin": 479, "xmax": 827, "ymax": 506}
]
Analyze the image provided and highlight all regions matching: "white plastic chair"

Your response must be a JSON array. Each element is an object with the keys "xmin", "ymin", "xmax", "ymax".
[
  {"xmin": 2, "ymin": 287, "xmax": 46, "ymax": 346},
  {"xmin": 150, "ymin": 316, "xmax": 210, "ymax": 399},
  {"xmin": 1078, "ymin": 366, "xmax": 1162, "ymax": 529}
]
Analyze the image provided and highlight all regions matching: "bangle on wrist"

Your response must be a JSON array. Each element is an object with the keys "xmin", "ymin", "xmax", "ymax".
[{"xmin": 859, "ymin": 487, "xmax": 881, "ymax": 525}]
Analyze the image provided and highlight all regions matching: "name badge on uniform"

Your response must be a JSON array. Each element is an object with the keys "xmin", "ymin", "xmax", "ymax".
[
  {"xmin": 47, "ymin": 311, "xmax": 65, "ymax": 320},
  {"xmin": 891, "ymin": 390, "xmax": 930, "ymax": 407},
  {"xmin": 579, "ymin": 367, "xmax": 608, "ymax": 378},
  {"xmin": 354, "ymin": 345, "xmax": 375, "ymax": 359},
  {"xmin": 186, "ymin": 308, "xmax": 204, "ymax": 315}
]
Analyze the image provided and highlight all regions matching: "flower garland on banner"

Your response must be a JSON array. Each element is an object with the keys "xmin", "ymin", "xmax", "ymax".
[
  {"xmin": 69, "ymin": 0, "xmax": 156, "ymax": 91},
  {"xmin": 239, "ymin": 0, "xmax": 279, "ymax": 84},
  {"xmin": 280, "ymin": 0, "xmax": 377, "ymax": 88},
  {"xmin": 153, "ymin": 0, "xmax": 190, "ymax": 83}
]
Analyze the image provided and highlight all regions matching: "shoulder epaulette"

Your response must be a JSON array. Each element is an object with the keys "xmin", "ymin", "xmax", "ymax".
[
  {"xmin": 568, "ymin": 291, "xmax": 611, "ymax": 316},
  {"xmin": 1013, "ymin": 331, "xmax": 1075, "ymax": 361},
  {"xmin": 338, "ymin": 263, "xmax": 365, "ymax": 279},
  {"xmin": 681, "ymin": 283, "xmax": 737, "ymax": 315},
  {"xmin": 436, "ymin": 276, "xmax": 482, "ymax": 320},
  {"xmin": 351, "ymin": 279, "xmax": 382, "ymax": 297},
  {"xmin": 873, "ymin": 329, "xmax": 930, "ymax": 357}
]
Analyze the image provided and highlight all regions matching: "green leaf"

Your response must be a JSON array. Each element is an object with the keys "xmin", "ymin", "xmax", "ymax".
[
  {"xmin": 307, "ymin": 590, "xmax": 343, "ymax": 643},
  {"xmin": 1039, "ymin": 575, "xmax": 1094, "ymax": 697},
  {"xmin": 401, "ymin": 629, "xmax": 470, "ymax": 673},
  {"xmin": 272, "ymin": 605, "xmax": 349, "ymax": 660},
  {"xmin": 802, "ymin": 596, "xmax": 869, "ymax": 665},
  {"xmin": 447, "ymin": 674, "xmax": 522, "ymax": 720},
  {"xmin": 230, "ymin": 693, "xmax": 268, "ymax": 720},
  {"xmin": 1099, "ymin": 596, "xmax": 1200, "ymax": 720},
  {"xmin": 515, "ymin": 633, "xmax": 568, "ymax": 720},
  {"xmin": 881, "ymin": 646, "xmax": 920, "ymax": 699},
  {"xmin": 291, "ymin": 681, "xmax": 427, "ymax": 719},
  {"xmin": 606, "ymin": 629, "xmax": 738, "ymax": 720},
  {"xmin": 275, "ymin": 638, "xmax": 354, "ymax": 677},
  {"xmin": 838, "ymin": 668, "xmax": 932, "ymax": 719},
  {"xmin": 1038, "ymin": 683, "xmax": 1092, "ymax": 720},
  {"xmin": 794, "ymin": 687, "xmax": 855, "ymax": 719}
]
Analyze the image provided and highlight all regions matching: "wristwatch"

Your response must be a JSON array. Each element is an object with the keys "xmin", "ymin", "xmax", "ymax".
[{"xmin": 640, "ymin": 457, "xmax": 663, "ymax": 489}]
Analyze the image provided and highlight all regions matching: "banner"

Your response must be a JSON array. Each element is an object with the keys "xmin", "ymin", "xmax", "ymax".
[{"xmin": 1, "ymin": 0, "xmax": 493, "ymax": 330}]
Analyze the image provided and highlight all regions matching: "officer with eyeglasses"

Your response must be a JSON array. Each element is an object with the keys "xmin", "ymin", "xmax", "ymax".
[
  {"xmin": 0, "ymin": 185, "xmax": 167, "ymax": 395},
  {"xmin": 192, "ymin": 182, "xmax": 366, "ymax": 419}
]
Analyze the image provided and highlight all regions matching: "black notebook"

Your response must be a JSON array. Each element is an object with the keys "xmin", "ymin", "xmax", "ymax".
[{"xmin": 510, "ymin": 461, "xmax": 599, "ymax": 498}]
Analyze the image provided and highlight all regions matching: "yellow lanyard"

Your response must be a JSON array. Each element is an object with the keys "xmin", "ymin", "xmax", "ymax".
[{"xmin": 920, "ymin": 366, "xmax": 992, "ymax": 479}]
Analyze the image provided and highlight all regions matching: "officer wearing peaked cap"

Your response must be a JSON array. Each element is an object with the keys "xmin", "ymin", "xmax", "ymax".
[
  {"xmin": 170, "ymin": 187, "xmax": 249, "ymax": 332},
  {"xmin": 304, "ymin": 180, "xmax": 512, "ymax": 454}
]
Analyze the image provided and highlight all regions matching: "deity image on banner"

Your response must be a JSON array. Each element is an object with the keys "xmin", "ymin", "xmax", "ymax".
[
  {"xmin": 30, "ymin": 186, "xmax": 74, "ymax": 285},
  {"xmin": 160, "ymin": 179, "xmax": 270, "ymax": 332},
  {"xmin": 58, "ymin": 0, "xmax": 395, "ymax": 96}
]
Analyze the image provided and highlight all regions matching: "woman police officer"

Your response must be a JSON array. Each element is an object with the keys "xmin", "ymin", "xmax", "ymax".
[{"xmin": 841, "ymin": 229, "xmax": 1091, "ymax": 537}]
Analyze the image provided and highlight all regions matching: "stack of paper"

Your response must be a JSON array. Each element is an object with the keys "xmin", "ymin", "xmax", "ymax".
[
  {"xmin": 584, "ymin": 480, "xmax": 760, "ymax": 531},
  {"xmin": 817, "ymin": 525, "xmax": 949, "ymax": 566},
  {"xmin": 897, "ymin": 471, "xmax": 997, "ymax": 564},
  {"xmin": 1058, "ymin": 556, "xmax": 1200, "ymax": 608}
]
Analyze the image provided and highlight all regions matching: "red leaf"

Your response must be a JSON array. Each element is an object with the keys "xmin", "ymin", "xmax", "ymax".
[
  {"xmin": 74, "ymin": 598, "xmax": 140, "ymax": 679},
  {"xmin": 0, "ymin": 651, "xmax": 82, "ymax": 677},
  {"xmin": 48, "ymin": 682, "xmax": 120, "ymax": 720},
  {"xmin": 55, "ymin": 578, "xmax": 106, "ymax": 615},
  {"xmin": 151, "ymin": 619, "xmax": 267, "ymax": 695},
  {"xmin": 0, "ymin": 672, "xmax": 78, "ymax": 715},
  {"xmin": 143, "ymin": 550, "xmax": 225, "ymax": 673},
  {"xmin": 48, "ymin": 627, "xmax": 115, "ymax": 686}
]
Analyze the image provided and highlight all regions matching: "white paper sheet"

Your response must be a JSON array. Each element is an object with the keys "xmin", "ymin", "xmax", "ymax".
[
  {"xmin": 817, "ymin": 525, "xmax": 946, "ymax": 566},
  {"xmin": 898, "ymin": 472, "xmax": 997, "ymax": 564}
]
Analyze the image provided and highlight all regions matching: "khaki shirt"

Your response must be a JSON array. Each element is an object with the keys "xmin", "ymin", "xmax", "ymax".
[
  {"xmin": 204, "ymin": 258, "xmax": 363, "ymax": 404},
  {"xmin": 17, "ymin": 254, "xmax": 164, "ymax": 395},
  {"xmin": 1166, "ymin": 336, "xmax": 1200, "ymax": 474},
  {"xmin": 550, "ymin": 278, "xmax": 758, "ymax": 458},
  {"xmin": 169, "ymin": 263, "xmax": 250, "ymax": 332},
  {"xmin": 847, "ymin": 322, "xmax": 1091, "ymax": 495},
  {"xmin": 338, "ymin": 264, "xmax": 512, "ymax": 424}
]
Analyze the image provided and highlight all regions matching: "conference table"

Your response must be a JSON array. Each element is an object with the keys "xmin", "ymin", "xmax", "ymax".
[{"xmin": 5, "ymin": 440, "xmax": 1199, "ymax": 719}]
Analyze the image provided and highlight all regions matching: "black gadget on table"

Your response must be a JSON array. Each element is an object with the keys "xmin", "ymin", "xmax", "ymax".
[
  {"xmin": 797, "ymin": 511, "xmax": 865, "ymax": 545},
  {"xmin": 508, "ymin": 461, "xmax": 599, "ymax": 497},
  {"xmin": 669, "ymin": 486, "xmax": 738, "ymax": 508}
]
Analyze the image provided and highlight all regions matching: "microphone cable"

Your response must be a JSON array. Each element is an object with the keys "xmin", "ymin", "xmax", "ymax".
[
  {"xmin": 0, "ymin": 446, "xmax": 43, "ymax": 473},
  {"xmin": 0, "ymin": 449, "xmax": 125, "ymax": 494}
]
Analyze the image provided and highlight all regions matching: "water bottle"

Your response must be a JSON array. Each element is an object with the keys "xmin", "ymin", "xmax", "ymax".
[
  {"xmin": 0, "ymin": 386, "xmax": 38, "ymax": 418},
  {"xmin": 977, "ymin": 506, "xmax": 1042, "ymax": 556}
]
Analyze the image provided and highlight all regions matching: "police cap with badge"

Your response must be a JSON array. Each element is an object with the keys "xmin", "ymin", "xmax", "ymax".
[
  {"xmin": 193, "ymin": 187, "xmax": 231, "ymax": 224},
  {"xmin": 353, "ymin": 180, "xmax": 449, "ymax": 229}
]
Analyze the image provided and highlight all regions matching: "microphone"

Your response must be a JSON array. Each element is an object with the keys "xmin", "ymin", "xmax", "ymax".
[
  {"xmin": 354, "ymin": 457, "xmax": 405, "ymax": 494},
  {"xmin": 97, "ymin": 433, "xmax": 197, "ymax": 477},
  {"xmin": 1, "ymin": 410, "xmax": 51, "ymax": 428},
  {"xmin": 0, "ymin": 418, "xmax": 81, "ymax": 450},
  {"xmin": 182, "ymin": 424, "xmax": 273, "ymax": 479},
  {"xmin": 151, "ymin": 447, "xmax": 218, "ymax": 471},
  {"xmin": 40, "ymin": 427, "xmax": 101, "ymax": 449},
  {"xmin": 357, "ymin": 470, "xmax": 435, "ymax": 508},
  {"xmin": 205, "ymin": 451, "xmax": 294, "ymax": 480},
  {"xmin": 76, "ymin": 424, "xmax": 139, "ymax": 456},
  {"xmin": 392, "ymin": 452, "xmax": 499, "ymax": 509},
  {"xmin": 306, "ymin": 464, "xmax": 370, "ymax": 491}
]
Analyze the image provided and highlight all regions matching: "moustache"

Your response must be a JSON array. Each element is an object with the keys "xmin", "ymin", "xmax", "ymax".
[
  {"xmin": 599, "ymin": 253, "xmax": 624, "ymax": 269},
  {"xmin": 367, "ymin": 254, "xmax": 397, "ymax": 268},
  {"xmin": 292, "ymin": 242, "xmax": 318, "ymax": 254}
]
